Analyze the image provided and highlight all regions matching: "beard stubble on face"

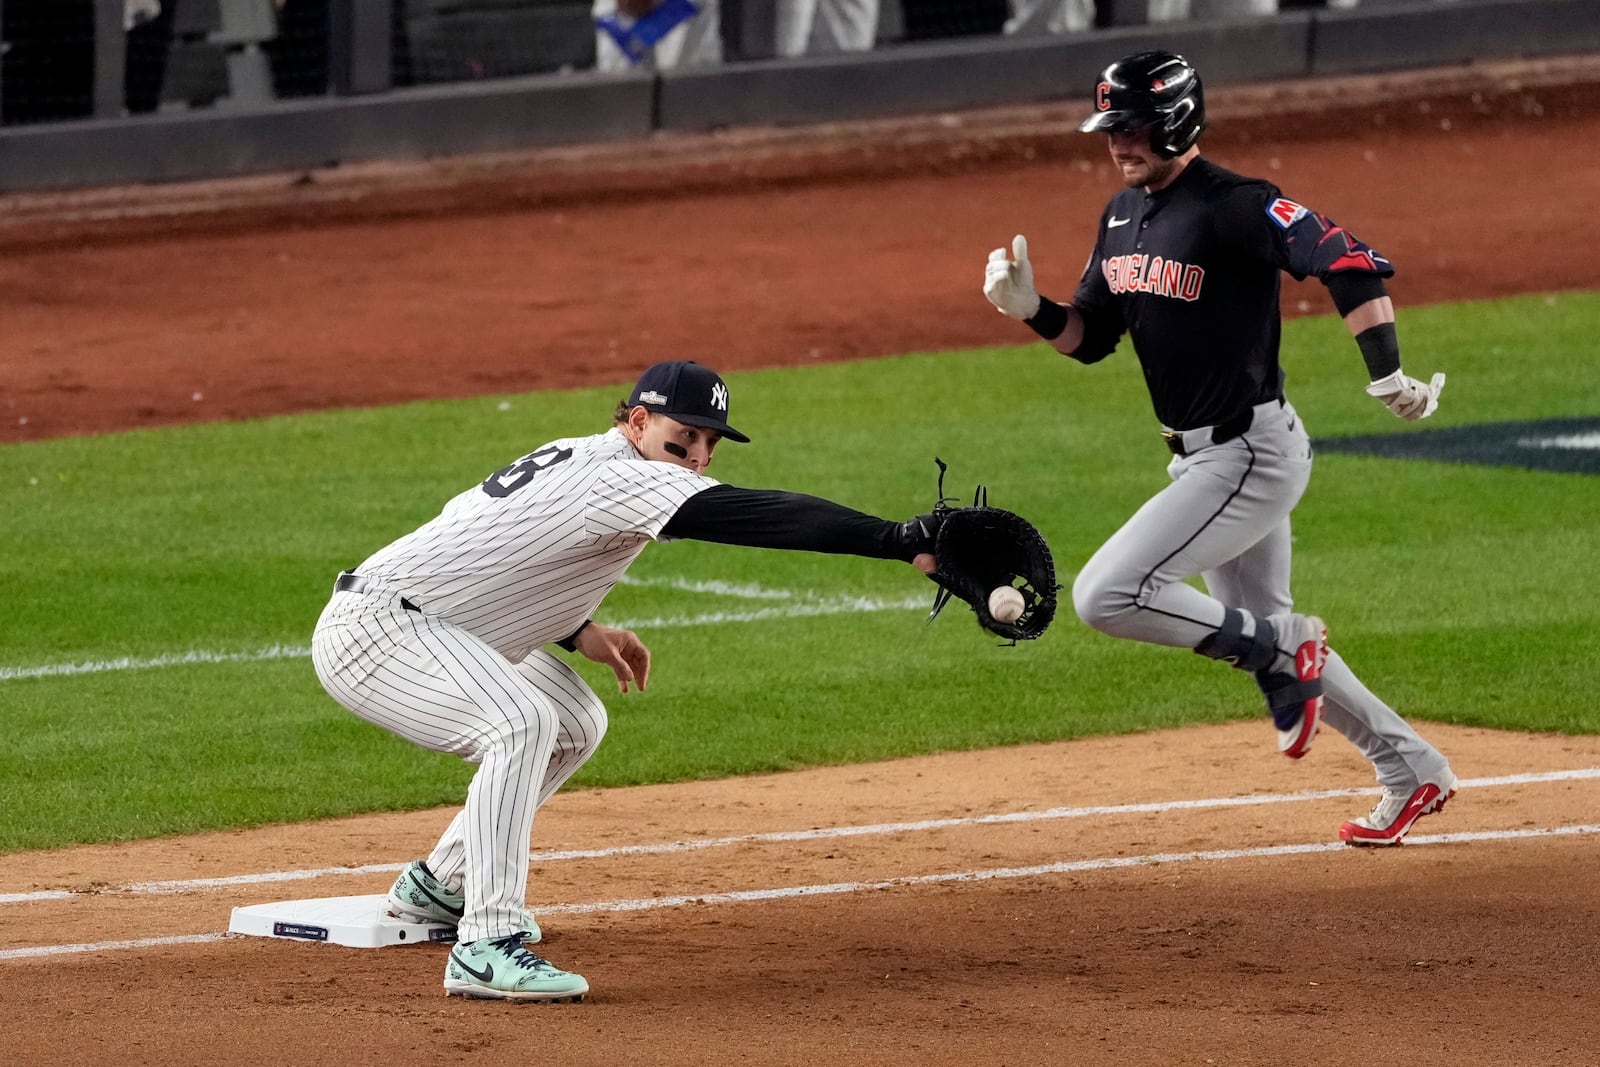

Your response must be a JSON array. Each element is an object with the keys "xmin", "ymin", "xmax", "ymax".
[{"xmin": 1117, "ymin": 153, "xmax": 1178, "ymax": 191}]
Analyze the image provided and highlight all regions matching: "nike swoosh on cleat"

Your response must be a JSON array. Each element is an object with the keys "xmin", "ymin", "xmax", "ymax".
[
  {"xmin": 414, "ymin": 880, "xmax": 460, "ymax": 914},
  {"xmin": 453, "ymin": 953, "xmax": 494, "ymax": 983},
  {"xmin": 1108, "ymin": 217, "xmax": 1131, "ymax": 228}
]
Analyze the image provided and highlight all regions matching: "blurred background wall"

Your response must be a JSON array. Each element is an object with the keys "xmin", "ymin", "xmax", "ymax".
[{"xmin": 0, "ymin": 0, "xmax": 1596, "ymax": 191}]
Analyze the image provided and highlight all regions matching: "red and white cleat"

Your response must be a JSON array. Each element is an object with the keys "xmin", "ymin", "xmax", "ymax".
[
  {"xmin": 1261, "ymin": 614, "xmax": 1327, "ymax": 760},
  {"xmin": 1339, "ymin": 772, "xmax": 1460, "ymax": 846}
]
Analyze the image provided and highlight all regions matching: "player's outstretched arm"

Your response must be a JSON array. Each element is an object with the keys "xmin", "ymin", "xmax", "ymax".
[
  {"xmin": 573, "ymin": 622, "xmax": 651, "ymax": 693},
  {"xmin": 663, "ymin": 484, "xmax": 943, "ymax": 574},
  {"xmin": 1341, "ymin": 295, "xmax": 1445, "ymax": 420},
  {"xmin": 981, "ymin": 234, "xmax": 1086, "ymax": 354}
]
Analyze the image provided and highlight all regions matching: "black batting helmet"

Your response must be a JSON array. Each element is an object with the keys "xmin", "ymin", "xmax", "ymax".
[{"xmin": 1078, "ymin": 51, "xmax": 1206, "ymax": 159}]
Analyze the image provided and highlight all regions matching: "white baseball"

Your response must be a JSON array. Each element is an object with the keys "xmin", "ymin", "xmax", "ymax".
[{"xmin": 988, "ymin": 586, "xmax": 1025, "ymax": 624}]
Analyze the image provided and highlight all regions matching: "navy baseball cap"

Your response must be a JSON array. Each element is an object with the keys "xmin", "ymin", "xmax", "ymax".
[{"xmin": 627, "ymin": 360, "xmax": 750, "ymax": 443}]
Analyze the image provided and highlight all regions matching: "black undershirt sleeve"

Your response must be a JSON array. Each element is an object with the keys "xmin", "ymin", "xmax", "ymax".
[
  {"xmin": 1069, "ymin": 304, "xmax": 1125, "ymax": 364},
  {"xmin": 662, "ymin": 484, "xmax": 912, "ymax": 561}
]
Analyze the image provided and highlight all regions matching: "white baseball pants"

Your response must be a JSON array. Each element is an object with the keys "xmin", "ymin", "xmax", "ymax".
[{"xmin": 312, "ymin": 585, "xmax": 607, "ymax": 942}]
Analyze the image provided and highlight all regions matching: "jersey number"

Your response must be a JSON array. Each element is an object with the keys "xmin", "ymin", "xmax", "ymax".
[{"xmin": 481, "ymin": 445, "xmax": 573, "ymax": 498}]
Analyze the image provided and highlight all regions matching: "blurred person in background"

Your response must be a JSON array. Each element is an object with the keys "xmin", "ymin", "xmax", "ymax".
[
  {"xmin": 592, "ymin": 0, "xmax": 877, "ymax": 70},
  {"xmin": 124, "ymin": 0, "xmax": 171, "ymax": 114},
  {"xmin": 1149, "ymin": 0, "xmax": 1276, "ymax": 19},
  {"xmin": 776, "ymin": 0, "xmax": 879, "ymax": 54},
  {"xmin": 1002, "ymin": 0, "xmax": 1092, "ymax": 37},
  {"xmin": 592, "ymin": 0, "xmax": 723, "ymax": 70},
  {"xmin": 1005, "ymin": 0, "xmax": 1276, "ymax": 35},
  {"xmin": 125, "ymin": 0, "xmax": 316, "ymax": 114}
]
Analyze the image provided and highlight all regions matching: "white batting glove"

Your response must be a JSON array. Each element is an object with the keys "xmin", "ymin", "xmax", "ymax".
[
  {"xmin": 1365, "ymin": 370, "xmax": 1446, "ymax": 420},
  {"xmin": 983, "ymin": 234, "xmax": 1041, "ymax": 321}
]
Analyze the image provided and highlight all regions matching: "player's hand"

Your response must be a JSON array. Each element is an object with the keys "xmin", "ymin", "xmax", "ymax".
[
  {"xmin": 983, "ymin": 234, "xmax": 1042, "ymax": 321},
  {"xmin": 574, "ymin": 622, "xmax": 652, "ymax": 693},
  {"xmin": 1365, "ymin": 369, "xmax": 1446, "ymax": 420},
  {"xmin": 898, "ymin": 510, "xmax": 945, "ymax": 559}
]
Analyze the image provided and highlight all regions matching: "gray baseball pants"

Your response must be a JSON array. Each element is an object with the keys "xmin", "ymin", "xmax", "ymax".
[{"xmin": 1071, "ymin": 397, "xmax": 1450, "ymax": 791}]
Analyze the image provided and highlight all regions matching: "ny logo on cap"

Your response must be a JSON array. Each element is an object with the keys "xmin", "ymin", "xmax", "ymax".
[{"xmin": 711, "ymin": 382, "xmax": 729, "ymax": 411}]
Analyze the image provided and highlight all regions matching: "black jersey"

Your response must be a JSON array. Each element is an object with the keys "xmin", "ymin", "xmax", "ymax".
[{"xmin": 1070, "ymin": 157, "xmax": 1394, "ymax": 430}]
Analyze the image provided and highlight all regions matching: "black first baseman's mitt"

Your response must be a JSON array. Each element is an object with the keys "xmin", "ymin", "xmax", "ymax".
[{"xmin": 923, "ymin": 459, "xmax": 1060, "ymax": 643}]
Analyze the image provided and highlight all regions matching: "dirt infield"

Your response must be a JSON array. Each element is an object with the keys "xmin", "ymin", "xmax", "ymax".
[
  {"xmin": 6, "ymin": 724, "xmax": 1600, "ymax": 1065},
  {"xmin": 5, "ymin": 57, "xmax": 1600, "ymax": 1066}
]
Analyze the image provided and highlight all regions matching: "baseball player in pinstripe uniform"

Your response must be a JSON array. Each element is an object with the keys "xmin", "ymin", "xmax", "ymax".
[
  {"xmin": 312, "ymin": 360, "xmax": 944, "ymax": 1002},
  {"xmin": 982, "ymin": 52, "xmax": 1457, "ymax": 847}
]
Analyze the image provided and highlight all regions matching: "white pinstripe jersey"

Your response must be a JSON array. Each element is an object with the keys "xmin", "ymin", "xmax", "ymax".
[{"xmin": 354, "ymin": 427, "xmax": 715, "ymax": 660}]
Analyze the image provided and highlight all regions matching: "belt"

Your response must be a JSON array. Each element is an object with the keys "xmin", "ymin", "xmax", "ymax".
[
  {"xmin": 335, "ymin": 572, "xmax": 369, "ymax": 594},
  {"xmin": 1161, "ymin": 398, "xmax": 1283, "ymax": 457},
  {"xmin": 335, "ymin": 572, "xmax": 420, "ymax": 612}
]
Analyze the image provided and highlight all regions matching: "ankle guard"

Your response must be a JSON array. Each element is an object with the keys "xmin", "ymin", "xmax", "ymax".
[
  {"xmin": 1259, "ymin": 672, "xmax": 1326, "ymax": 731},
  {"xmin": 1193, "ymin": 608, "xmax": 1277, "ymax": 672}
]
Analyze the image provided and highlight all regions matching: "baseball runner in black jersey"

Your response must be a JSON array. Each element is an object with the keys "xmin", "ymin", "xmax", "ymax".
[
  {"xmin": 982, "ymin": 51, "xmax": 1457, "ymax": 846},
  {"xmin": 312, "ymin": 360, "xmax": 945, "ymax": 1002}
]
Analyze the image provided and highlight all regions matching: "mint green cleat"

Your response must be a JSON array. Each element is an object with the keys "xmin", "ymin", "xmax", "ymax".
[
  {"xmin": 444, "ymin": 933, "xmax": 588, "ymax": 1002},
  {"xmin": 387, "ymin": 860, "xmax": 463, "ymax": 926},
  {"xmin": 388, "ymin": 861, "xmax": 544, "ymax": 943}
]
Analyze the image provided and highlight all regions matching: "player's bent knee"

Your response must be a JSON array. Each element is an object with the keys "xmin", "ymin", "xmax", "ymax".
[
  {"xmin": 1071, "ymin": 567, "xmax": 1140, "ymax": 633},
  {"xmin": 573, "ymin": 700, "xmax": 609, "ymax": 759},
  {"xmin": 484, "ymin": 700, "xmax": 561, "ymax": 754}
]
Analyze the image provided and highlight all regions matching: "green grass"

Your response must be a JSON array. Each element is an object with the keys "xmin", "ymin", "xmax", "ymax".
[{"xmin": 3, "ymin": 290, "xmax": 1598, "ymax": 852}]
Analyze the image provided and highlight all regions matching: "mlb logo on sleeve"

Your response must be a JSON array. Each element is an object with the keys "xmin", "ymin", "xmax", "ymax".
[{"xmin": 1267, "ymin": 198, "xmax": 1309, "ymax": 229}]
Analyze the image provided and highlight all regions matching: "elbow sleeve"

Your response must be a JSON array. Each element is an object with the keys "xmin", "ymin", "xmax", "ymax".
[{"xmin": 1324, "ymin": 271, "xmax": 1389, "ymax": 317}]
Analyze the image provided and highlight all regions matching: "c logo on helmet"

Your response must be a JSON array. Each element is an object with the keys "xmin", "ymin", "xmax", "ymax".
[{"xmin": 1095, "ymin": 82, "xmax": 1110, "ymax": 111}]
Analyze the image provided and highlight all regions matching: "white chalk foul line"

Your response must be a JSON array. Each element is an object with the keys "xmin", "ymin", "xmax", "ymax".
[
  {"xmin": 3, "ymin": 822, "xmax": 1596, "ymax": 961},
  {"xmin": 0, "ymin": 594, "xmax": 928, "ymax": 681},
  {"xmin": 0, "ymin": 643, "xmax": 313, "ymax": 681},
  {"xmin": 3, "ymin": 768, "xmax": 1595, "ymax": 907},
  {"xmin": 0, "ymin": 933, "xmax": 228, "ymax": 960},
  {"xmin": 540, "ymin": 822, "xmax": 1600, "ymax": 916},
  {"xmin": 616, "ymin": 574, "xmax": 803, "ymax": 600}
]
